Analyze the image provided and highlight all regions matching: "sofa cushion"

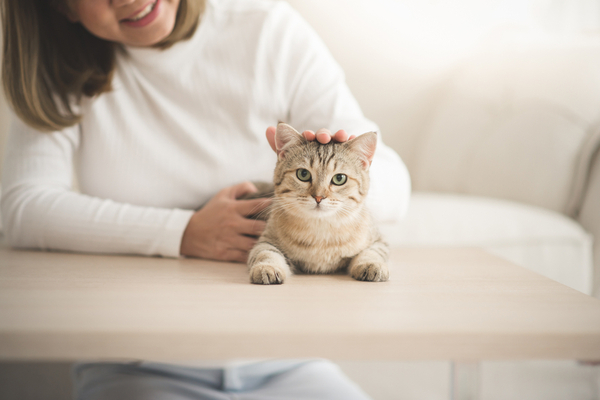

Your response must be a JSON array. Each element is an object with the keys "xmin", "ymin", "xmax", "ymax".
[
  {"xmin": 380, "ymin": 192, "xmax": 594, "ymax": 294},
  {"xmin": 412, "ymin": 39, "xmax": 600, "ymax": 214}
]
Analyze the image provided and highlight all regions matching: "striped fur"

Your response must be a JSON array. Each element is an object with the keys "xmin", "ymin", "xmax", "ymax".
[{"xmin": 248, "ymin": 123, "xmax": 389, "ymax": 284}]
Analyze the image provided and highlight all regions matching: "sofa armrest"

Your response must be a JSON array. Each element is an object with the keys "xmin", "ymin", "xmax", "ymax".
[{"xmin": 578, "ymin": 144, "xmax": 600, "ymax": 297}]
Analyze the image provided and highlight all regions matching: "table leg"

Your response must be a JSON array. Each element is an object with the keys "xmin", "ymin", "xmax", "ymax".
[
  {"xmin": 578, "ymin": 360, "xmax": 600, "ymax": 399},
  {"xmin": 450, "ymin": 361, "xmax": 480, "ymax": 400},
  {"xmin": 595, "ymin": 364, "xmax": 600, "ymax": 400}
]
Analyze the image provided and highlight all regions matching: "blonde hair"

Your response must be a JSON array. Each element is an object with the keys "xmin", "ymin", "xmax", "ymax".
[{"xmin": 1, "ymin": 0, "xmax": 204, "ymax": 132}]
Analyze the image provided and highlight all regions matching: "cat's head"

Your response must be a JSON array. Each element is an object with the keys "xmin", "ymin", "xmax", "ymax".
[{"xmin": 271, "ymin": 123, "xmax": 376, "ymax": 219}]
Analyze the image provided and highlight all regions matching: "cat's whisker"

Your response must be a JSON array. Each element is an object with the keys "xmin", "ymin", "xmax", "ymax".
[
  {"xmin": 267, "ymin": 198, "xmax": 298, "ymax": 218},
  {"xmin": 247, "ymin": 203, "xmax": 272, "ymax": 219}
]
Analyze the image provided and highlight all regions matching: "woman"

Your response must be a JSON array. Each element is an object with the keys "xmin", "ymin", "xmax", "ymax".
[{"xmin": 1, "ymin": 0, "xmax": 410, "ymax": 398}]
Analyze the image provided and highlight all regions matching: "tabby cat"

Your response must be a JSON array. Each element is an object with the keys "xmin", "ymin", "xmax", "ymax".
[{"xmin": 247, "ymin": 123, "xmax": 389, "ymax": 284}]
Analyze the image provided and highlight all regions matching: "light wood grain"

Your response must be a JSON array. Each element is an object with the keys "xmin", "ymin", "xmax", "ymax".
[{"xmin": 1, "ymin": 243, "xmax": 599, "ymax": 361}]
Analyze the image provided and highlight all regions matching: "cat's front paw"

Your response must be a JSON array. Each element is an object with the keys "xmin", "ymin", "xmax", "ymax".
[
  {"xmin": 249, "ymin": 263, "xmax": 286, "ymax": 285},
  {"xmin": 350, "ymin": 261, "xmax": 389, "ymax": 282}
]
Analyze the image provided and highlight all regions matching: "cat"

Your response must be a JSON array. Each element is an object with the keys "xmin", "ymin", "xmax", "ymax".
[{"xmin": 247, "ymin": 123, "xmax": 389, "ymax": 284}]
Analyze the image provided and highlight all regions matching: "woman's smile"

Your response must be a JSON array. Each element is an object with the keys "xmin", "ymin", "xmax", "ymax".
[
  {"xmin": 67, "ymin": 0, "xmax": 181, "ymax": 47},
  {"xmin": 121, "ymin": 0, "xmax": 160, "ymax": 27}
]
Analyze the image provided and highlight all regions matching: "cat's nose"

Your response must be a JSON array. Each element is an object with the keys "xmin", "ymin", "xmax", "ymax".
[{"xmin": 313, "ymin": 195, "xmax": 325, "ymax": 204}]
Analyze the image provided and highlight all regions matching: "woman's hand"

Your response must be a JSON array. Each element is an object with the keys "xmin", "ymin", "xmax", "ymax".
[
  {"xmin": 180, "ymin": 182, "xmax": 270, "ymax": 263},
  {"xmin": 265, "ymin": 126, "xmax": 355, "ymax": 151}
]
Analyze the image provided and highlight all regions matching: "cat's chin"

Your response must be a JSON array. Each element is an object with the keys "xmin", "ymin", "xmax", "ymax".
[{"xmin": 302, "ymin": 206, "xmax": 338, "ymax": 219}]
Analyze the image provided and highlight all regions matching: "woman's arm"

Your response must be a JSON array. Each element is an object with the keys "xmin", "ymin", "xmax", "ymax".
[
  {"xmin": 1, "ymin": 117, "xmax": 268, "ymax": 260},
  {"xmin": 1, "ymin": 117, "xmax": 193, "ymax": 256}
]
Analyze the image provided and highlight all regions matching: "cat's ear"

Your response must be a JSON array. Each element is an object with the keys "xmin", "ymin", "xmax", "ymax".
[
  {"xmin": 275, "ymin": 123, "xmax": 302, "ymax": 158},
  {"xmin": 348, "ymin": 131, "xmax": 377, "ymax": 170}
]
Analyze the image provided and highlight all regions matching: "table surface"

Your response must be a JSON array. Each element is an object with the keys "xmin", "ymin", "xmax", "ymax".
[{"xmin": 1, "ymin": 241, "xmax": 600, "ymax": 362}]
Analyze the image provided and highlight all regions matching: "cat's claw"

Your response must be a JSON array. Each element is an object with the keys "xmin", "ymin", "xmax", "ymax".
[
  {"xmin": 250, "ymin": 264, "xmax": 286, "ymax": 285},
  {"xmin": 351, "ymin": 262, "xmax": 389, "ymax": 282}
]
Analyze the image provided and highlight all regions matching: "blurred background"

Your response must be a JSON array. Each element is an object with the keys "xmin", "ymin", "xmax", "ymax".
[
  {"xmin": 288, "ymin": 0, "xmax": 600, "ymax": 176},
  {"xmin": 2, "ymin": 0, "xmax": 600, "ymax": 173},
  {"xmin": 1, "ymin": 0, "xmax": 600, "ymax": 399}
]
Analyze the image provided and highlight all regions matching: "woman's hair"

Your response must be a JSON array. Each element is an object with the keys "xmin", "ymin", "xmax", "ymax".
[{"xmin": 1, "ymin": 0, "xmax": 204, "ymax": 132}]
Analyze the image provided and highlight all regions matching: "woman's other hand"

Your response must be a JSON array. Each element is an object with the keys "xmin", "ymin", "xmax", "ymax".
[
  {"xmin": 265, "ymin": 126, "xmax": 356, "ymax": 151},
  {"xmin": 180, "ymin": 182, "xmax": 270, "ymax": 263}
]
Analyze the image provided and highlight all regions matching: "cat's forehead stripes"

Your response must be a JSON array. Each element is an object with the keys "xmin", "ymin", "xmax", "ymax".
[
  {"xmin": 320, "ymin": 145, "xmax": 336, "ymax": 167},
  {"xmin": 310, "ymin": 143, "xmax": 343, "ymax": 171}
]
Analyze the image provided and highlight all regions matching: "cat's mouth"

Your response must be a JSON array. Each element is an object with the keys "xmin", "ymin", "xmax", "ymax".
[
  {"xmin": 309, "ymin": 203, "xmax": 336, "ymax": 216},
  {"xmin": 294, "ymin": 197, "xmax": 336, "ymax": 217},
  {"xmin": 312, "ymin": 200, "xmax": 325, "ymax": 209}
]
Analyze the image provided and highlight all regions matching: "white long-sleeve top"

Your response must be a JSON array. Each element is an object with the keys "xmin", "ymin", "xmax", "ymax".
[{"xmin": 1, "ymin": 0, "xmax": 410, "ymax": 258}]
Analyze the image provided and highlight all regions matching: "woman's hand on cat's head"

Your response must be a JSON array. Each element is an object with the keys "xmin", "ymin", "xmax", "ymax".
[
  {"xmin": 265, "ymin": 126, "xmax": 355, "ymax": 152},
  {"xmin": 310, "ymin": 128, "xmax": 357, "ymax": 144}
]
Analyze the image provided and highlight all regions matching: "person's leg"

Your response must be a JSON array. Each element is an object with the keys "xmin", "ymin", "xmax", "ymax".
[
  {"xmin": 73, "ymin": 362, "xmax": 230, "ymax": 400},
  {"xmin": 73, "ymin": 359, "xmax": 372, "ymax": 400},
  {"xmin": 225, "ymin": 359, "xmax": 373, "ymax": 400}
]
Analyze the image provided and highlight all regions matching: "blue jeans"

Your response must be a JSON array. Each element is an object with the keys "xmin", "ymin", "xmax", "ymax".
[{"xmin": 73, "ymin": 359, "xmax": 372, "ymax": 400}]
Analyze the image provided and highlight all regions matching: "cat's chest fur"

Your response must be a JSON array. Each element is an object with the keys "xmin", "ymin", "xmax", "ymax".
[{"xmin": 268, "ymin": 211, "xmax": 373, "ymax": 274}]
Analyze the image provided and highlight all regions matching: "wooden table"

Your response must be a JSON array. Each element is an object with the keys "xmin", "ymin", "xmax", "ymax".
[{"xmin": 1, "ymin": 243, "xmax": 600, "ymax": 363}]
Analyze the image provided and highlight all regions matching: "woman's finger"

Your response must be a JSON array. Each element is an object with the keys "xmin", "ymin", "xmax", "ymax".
[
  {"xmin": 238, "ymin": 218, "xmax": 267, "ymax": 237},
  {"xmin": 235, "ymin": 234, "xmax": 259, "ymax": 251},
  {"xmin": 228, "ymin": 181, "xmax": 258, "ymax": 200},
  {"xmin": 332, "ymin": 129, "xmax": 348, "ymax": 142},
  {"xmin": 236, "ymin": 197, "xmax": 271, "ymax": 217},
  {"xmin": 265, "ymin": 126, "xmax": 277, "ymax": 152},
  {"xmin": 315, "ymin": 128, "xmax": 332, "ymax": 144},
  {"xmin": 302, "ymin": 130, "xmax": 316, "ymax": 141}
]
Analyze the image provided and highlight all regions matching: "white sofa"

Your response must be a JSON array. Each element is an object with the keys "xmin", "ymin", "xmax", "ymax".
[
  {"xmin": 286, "ymin": 0, "xmax": 600, "ymax": 398},
  {"xmin": 287, "ymin": 0, "xmax": 600, "ymax": 298},
  {"xmin": 1, "ymin": 1, "xmax": 599, "ymax": 399}
]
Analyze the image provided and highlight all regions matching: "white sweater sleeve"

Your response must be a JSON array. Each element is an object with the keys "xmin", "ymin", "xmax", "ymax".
[
  {"xmin": 270, "ymin": 3, "xmax": 411, "ymax": 222},
  {"xmin": 0, "ymin": 117, "xmax": 194, "ymax": 257}
]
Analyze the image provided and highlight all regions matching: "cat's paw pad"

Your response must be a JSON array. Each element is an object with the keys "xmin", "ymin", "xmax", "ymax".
[
  {"xmin": 351, "ymin": 262, "xmax": 389, "ymax": 282},
  {"xmin": 249, "ymin": 264, "xmax": 286, "ymax": 285}
]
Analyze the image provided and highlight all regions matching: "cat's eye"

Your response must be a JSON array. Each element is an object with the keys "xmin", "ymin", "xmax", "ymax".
[
  {"xmin": 296, "ymin": 168, "xmax": 311, "ymax": 182},
  {"xmin": 332, "ymin": 174, "xmax": 347, "ymax": 186}
]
